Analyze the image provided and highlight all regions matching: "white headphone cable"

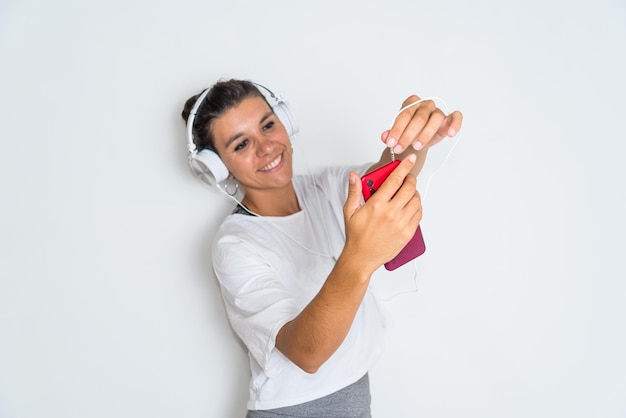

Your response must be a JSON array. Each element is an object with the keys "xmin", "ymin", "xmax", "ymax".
[
  {"xmin": 213, "ymin": 145, "xmax": 337, "ymax": 261},
  {"xmin": 204, "ymin": 95, "xmax": 461, "ymax": 299},
  {"xmin": 375, "ymin": 96, "xmax": 462, "ymax": 301}
]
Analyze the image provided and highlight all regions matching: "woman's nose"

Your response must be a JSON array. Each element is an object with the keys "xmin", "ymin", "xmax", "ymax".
[{"xmin": 256, "ymin": 136, "xmax": 274, "ymax": 155}]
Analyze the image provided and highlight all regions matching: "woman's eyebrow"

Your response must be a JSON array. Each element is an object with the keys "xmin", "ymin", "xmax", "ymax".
[
  {"xmin": 225, "ymin": 110, "xmax": 275, "ymax": 148},
  {"xmin": 259, "ymin": 111, "xmax": 273, "ymax": 125},
  {"xmin": 225, "ymin": 132, "xmax": 244, "ymax": 148}
]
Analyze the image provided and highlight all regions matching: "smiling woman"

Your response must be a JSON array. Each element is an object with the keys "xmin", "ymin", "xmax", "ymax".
[
  {"xmin": 180, "ymin": 79, "xmax": 462, "ymax": 417},
  {"xmin": 211, "ymin": 96, "xmax": 297, "ymax": 216}
]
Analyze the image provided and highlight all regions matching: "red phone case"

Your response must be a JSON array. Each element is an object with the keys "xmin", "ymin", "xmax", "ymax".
[{"xmin": 361, "ymin": 161, "xmax": 426, "ymax": 271}]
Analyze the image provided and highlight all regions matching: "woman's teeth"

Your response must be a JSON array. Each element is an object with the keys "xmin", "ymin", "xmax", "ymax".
[{"xmin": 260, "ymin": 154, "xmax": 282, "ymax": 171}]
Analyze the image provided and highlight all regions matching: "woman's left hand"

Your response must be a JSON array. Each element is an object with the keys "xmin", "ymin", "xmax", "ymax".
[{"xmin": 381, "ymin": 95, "xmax": 463, "ymax": 154}]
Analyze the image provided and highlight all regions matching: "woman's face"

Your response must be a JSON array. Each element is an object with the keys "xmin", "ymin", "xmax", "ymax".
[{"xmin": 211, "ymin": 96, "xmax": 293, "ymax": 192}]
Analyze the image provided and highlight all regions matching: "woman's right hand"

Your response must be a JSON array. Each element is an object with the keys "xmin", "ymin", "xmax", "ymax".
[
  {"xmin": 342, "ymin": 154, "xmax": 422, "ymax": 274},
  {"xmin": 275, "ymin": 155, "xmax": 421, "ymax": 373}
]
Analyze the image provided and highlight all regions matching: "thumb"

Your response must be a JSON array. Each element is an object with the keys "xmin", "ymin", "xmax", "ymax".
[{"xmin": 344, "ymin": 171, "xmax": 363, "ymax": 218}]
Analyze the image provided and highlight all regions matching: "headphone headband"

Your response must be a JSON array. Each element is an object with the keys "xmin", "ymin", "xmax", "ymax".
[{"xmin": 186, "ymin": 88, "xmax": 211, "ymax": 155}]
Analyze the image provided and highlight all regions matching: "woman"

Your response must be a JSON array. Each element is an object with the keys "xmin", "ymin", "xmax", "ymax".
[{"xmin": 181, "ymin": 79, "xmax": 462, "ymax": 417}]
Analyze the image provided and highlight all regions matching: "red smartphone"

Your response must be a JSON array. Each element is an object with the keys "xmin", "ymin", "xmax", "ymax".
[{"xmin": 361, "ymin": 160, "xmax": 426, "ymax": 271}]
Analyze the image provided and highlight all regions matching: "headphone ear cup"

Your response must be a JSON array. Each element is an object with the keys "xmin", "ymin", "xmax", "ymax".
[
  {"xmin": 189, "ymin": 149, "xmax": 229, "ymax": 186},
  {"xmin": 272, "ymin": 101, "xmax": 299, "ymax": 137}
]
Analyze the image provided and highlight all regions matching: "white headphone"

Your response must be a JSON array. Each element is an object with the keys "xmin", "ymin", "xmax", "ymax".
[{"xmin": 186, "ymin": 82, "xmax": 299, "ymax": 186}]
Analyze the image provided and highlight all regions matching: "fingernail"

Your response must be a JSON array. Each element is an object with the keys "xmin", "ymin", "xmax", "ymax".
[
  {"xmin": 408, "ymin": 154, "xmax": 417, "ymax": 162},
  {"xmin": 413, "ymin": 142, "xmax": 423, "ymax": 150},
  {"xmin": 393, "ymin": 145, "xmax": 403, "ymax": 154},
  {"xmin": 387, "ymin": 137, "xmax": 397, "ymax": 147},
  {"xmin": 449, "ymin": 128, "xmax": 457, "ymax": 137}
]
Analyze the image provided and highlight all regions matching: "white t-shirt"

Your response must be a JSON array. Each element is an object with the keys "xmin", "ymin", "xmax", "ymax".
[{"xmin": 212, "ymin": 164, "xmax": 388, "ymax": 411}]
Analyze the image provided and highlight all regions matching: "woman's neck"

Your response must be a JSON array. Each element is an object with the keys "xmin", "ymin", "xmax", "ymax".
[{"xmin": 240, "ymin": 182, "xmax": 300, "ymax": 217}]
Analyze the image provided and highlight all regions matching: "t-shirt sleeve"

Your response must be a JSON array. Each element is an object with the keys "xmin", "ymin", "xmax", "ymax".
[{"xmin": 212, "ymin": 231, "xmax": 299, "ymax": 376}]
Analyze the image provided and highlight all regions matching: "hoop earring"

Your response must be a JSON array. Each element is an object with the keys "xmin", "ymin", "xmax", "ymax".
[{"xmin": 224, "ymin": 178, "xmax": 239, "ymax": 197}]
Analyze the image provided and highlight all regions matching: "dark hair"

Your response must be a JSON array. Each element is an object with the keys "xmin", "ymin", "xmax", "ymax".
[{"xmin": 181, "ymin": 79, "xmax": 267, "ymax": 154}]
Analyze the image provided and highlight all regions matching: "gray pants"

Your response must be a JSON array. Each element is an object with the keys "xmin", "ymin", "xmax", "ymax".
[{"xmin": 246, "ymin": 373, "xmax": 371, "ymax": 418}]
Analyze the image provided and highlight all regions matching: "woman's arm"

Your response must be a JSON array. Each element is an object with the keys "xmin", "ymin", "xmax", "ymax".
[
  {"xmin": 275, "ymin": 95, "xmax": 463, "ymax": 374},
  {"xmin": 276, "ymin": 155, "xmax": 422, "ymax": 373}
]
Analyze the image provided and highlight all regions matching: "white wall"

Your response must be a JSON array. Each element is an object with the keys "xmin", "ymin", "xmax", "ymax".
[{"xmin": 1, "ymin": 0, "xmax": 625, "ymax": 417}]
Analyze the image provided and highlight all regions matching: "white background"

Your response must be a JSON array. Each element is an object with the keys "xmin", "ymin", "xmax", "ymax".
[{"xmin": 1, "ymin": 0, "xmax": 625, "ymax": 417}]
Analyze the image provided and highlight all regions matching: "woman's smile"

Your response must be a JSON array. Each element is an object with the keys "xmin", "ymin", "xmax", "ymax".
[{"xmin": 259, "ymin": 153, "xmax": 283, "ymax": 172}]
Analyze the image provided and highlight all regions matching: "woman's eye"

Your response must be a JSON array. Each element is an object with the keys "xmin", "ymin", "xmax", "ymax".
[
  {"xmin": 262, "ymin": 121, "xmax": 275, "ymax": 131},
  {"xmin": 234, "ymin": 139, "xmax": 249, "ymax": 152}
]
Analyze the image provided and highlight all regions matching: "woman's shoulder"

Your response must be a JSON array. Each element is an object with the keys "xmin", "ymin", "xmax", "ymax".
[
  {"xmin": 215, "ymin": 208, "xmax": 260, "ymax": 235},
  {"xmin": 211, "ymin": 212, "xmax": 265, "ymax": 263}
]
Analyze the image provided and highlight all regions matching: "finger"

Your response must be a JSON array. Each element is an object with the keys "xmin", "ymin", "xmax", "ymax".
[
  {"xmin": 406, "ymin": 107, "xmax": 446, "ymax": 151},
  {"xmin": 386, "ymin": 177, "xmax": 422, "ymax": 240},
  {"xmin": 391, "ymin": 100, "xmax": 439, "ymax": 153},
  {"xmin": 371, "ymin": 155, "xmax": 417, "ymax": 200},
  {"xmin": 394, "ymin": 195, "xmax": 422, "ymax": 234},
  {"xmin": 344, "ymin": 171, "xmax": 363, "ymax": 219},
  {"xmin": 407, "ymin": 200, "xmax": 423, "ymax": 230},
  {"xmin": 403, "ymin": 188, "xmax": 422, "ymax": 218},
  {"xmin": 422, "ymin": 111, "xmax": 463, "ymax": 150},
  {"xmin": 388, "ymin": 173, "xmax": 419, "ymax": 216},
  {"xmin": 399, "ymin": 183, "xmax": 422, "ymax": 222},
  {"xmin": 384, "ymin": 95, "xmax": 422, "ymax": 149},
  {"xmin": 441, "ymin": 110, "xmax": 463, "ymax": 138}
]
